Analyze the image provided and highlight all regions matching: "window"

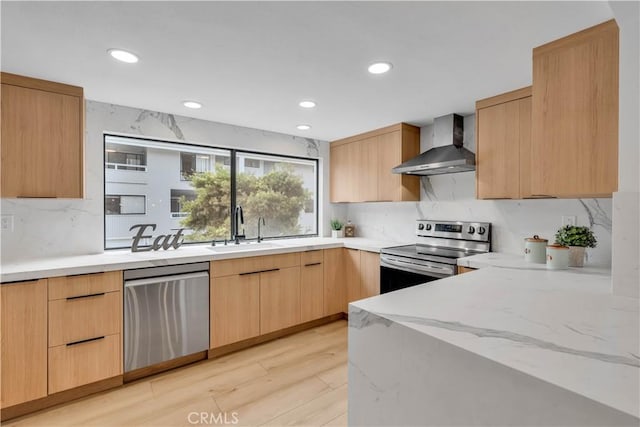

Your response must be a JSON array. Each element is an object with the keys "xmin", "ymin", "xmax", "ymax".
[
  {"xmin": 104, "ymin": 134, "xmax": 318, "ymax": 249},
  {"xmin": 235, "ymin": 152, "xmax": 317, "ymax": 239},
  {"xmin": 105, "ymin": 144, "xmax": 147, "ymax": 171},
  {"xmin": 215, "ymin": 156, "xmax": 231, "ymax": 167},
  {"xmin": 244, "ymin": 158, "xmax": 261, "ymax": 169},
  {"xmin": 105, "ymin": 195, "xmax": 146, "ymax": 215},
  {"xmin": 181, "ymin": 152, "xmax": 212, "ymax": 180},
  {"xmin": 170, "ymin": 189, "xmax": 197, "ymax": 218}
]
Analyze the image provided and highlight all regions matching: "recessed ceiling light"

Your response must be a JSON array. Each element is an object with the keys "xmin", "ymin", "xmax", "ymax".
[
  {"xmin": 183, "ymin": 101, "xmax": 202, "ymax": 109},
  {"xmin": 296, "ymin": 124, "xmax": 311, "ymax": 131},
  {"xmin": 368, "ymin": 62, "xmax": 393, "ymax": 74},
  {"xmin": 108, "ymin": 49, "xmax": 139, "ymax": 64},
  {"xmin": 299, "ymin": 100, "xmax": 316, "ymax": 109}
]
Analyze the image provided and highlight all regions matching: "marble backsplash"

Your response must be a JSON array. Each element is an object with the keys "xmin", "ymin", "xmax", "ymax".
[
  {"xmin": 343, "ymin": 187, "xmax": 613, "ymax": 267},
  {"xmin": 0, "ymin": 101, "xmax": 329, "ymax": 263}
]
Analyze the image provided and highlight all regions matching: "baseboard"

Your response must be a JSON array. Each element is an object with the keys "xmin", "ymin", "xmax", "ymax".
[
  {"xmin": 208, "ymin": 313, "xmax": 345, "ymax": 359},
  {"xmin": 0, "ymin": 376, "xmax": 123, "ymax": 422}
]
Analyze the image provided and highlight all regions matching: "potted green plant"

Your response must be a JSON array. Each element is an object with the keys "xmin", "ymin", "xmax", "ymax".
[
  {"xmin": 554, "ymin": 225, "xmax": 597, "ymax": 267},
  {"xmin": 330, "ymin": 219, "xmax": 344, "ymax": 238}
]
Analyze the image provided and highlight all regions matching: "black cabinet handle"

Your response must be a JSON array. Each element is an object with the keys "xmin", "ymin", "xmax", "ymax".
[
  {"xmin": 304, "ymin": 262, "xmax": 322, "ymax": 267},
  {"xmin": 66, "ymin": 292, "xmax": 105, "ymax": 301},
  {"xmin": 66, "ymin": 336, "xmax": 105, "ymax": 347},
  {"xmin": 239, "ymin": 267, "xmax": 280, "ymax": 276},
  {"xmin": 239, "ymin": 271, "xmax": 261, "ymax": 276}
]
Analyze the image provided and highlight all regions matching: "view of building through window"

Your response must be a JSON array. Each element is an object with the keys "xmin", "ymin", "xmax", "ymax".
[{"xmin": 104, "ymin": 135, "xmax": 318, "ymax": 249}]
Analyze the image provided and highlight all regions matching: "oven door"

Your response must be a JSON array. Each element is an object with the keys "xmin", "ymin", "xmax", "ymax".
[{"xmin": 380, "ymin": 254, "xmax": 454, "ymax": 294}]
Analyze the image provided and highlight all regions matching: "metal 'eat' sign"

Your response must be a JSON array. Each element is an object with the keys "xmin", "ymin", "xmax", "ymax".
[{"xmin": 129, "ymin": 224, "xmax": 185, "ymax": 252}]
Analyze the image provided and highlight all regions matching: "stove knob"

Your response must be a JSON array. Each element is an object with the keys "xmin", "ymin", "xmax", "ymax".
[
  {"xmin": 477, "ymin": 226, "xmax": 486, "ymax": 235},
  {"xmin": 418, "ymin": 223, "xmax": 425, "ymax": 230},
  {"xmin": 425, "ymin": 224, "xmax": 432, "ymax": 231},
  {"xmin": 467, "ymin": 226, "xmax": 475, "ymax": 234}
]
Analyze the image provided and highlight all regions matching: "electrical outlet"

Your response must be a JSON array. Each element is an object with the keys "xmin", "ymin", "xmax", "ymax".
[
  {"xmin": 562, "ymin": 215, "xmax": 577, "ymax": 227},
  {"xmin": 1, "ymin": 215, "xmax": 14, "ymax": 232}
]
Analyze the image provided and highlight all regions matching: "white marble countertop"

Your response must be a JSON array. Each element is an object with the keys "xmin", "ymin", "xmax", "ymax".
[
  {"xmin": 0, "ymin": 237, "xmax": 404, "ymax": 283},
  {"xmin": 350, "ymin": 254, "xmax": 640, "ymax": 419},
  {"xmin": 458, "ymin": 251, "xmax": 612, "ymax": 274}
]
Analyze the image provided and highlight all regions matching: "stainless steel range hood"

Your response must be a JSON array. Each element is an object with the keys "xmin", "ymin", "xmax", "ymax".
[{"xmin": 392, "ymin": 114, "xmax": 475, "ymax": 176}]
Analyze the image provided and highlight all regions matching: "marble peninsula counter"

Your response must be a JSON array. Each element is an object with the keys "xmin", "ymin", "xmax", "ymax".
[{"xmin": 348, "ymin": 254, "xmax": 640, "ymax": 426}]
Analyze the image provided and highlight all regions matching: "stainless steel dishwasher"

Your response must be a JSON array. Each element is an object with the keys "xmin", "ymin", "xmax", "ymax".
[{"xmin": 123, "ymin": 262, "xmax": 209, "ymax": 374}]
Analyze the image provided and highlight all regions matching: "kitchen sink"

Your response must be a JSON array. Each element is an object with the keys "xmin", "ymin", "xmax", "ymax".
[{"xmin": 207, "ymin": 242, "xmax": 283, "ymax": 252}]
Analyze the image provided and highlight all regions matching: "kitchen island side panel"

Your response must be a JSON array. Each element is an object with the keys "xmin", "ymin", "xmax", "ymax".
[{"xmin": 348, "ymin": 308, "xmax": 637, "ymax": 427}]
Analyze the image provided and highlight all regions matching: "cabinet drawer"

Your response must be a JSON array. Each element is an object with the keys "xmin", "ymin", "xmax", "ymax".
[
  {"xmin": 48, "ymin": 291, "xmax": 121, "ymax": 347},
  {"xmin": 48, "ymin": 334, "xmax": 121, "ymax": 394},
  {"xmin": 48, "ymin": 271, "xmax": 122, "ymax": 300},
  {"xmin": 211, "ymin": 252, "xmax": 300, "ymax": 278},
  {"xmin": 301, "ymin": 250, "xmax": 323, "ymax": 266}
]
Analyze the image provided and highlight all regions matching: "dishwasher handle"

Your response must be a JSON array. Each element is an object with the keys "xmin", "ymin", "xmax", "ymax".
[{"xmin": 124, "ymin": 271, "xmax": 209, "ymax": 288}]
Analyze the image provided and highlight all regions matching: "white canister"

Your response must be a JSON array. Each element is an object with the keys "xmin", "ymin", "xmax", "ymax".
[
  {"xmin": 546, "ymin": 244, "xmax": 570, "ymax": 270},
  {"xmin": 524, "ymin": 235, "xmax": 548, "ymax": 263}
]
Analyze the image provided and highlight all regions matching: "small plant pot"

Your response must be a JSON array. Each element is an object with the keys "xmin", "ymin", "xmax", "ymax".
[
  {"xmin": 331, "ymin": 229, "xmax": 344, "ymax": 238},
  {"xmin": 568, "ymin": 246, "xmax": 586, "ymax": 267}
]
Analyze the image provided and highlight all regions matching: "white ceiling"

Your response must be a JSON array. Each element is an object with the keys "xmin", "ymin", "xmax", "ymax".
[{"xmin": 1, "ymin": 1, "xmax": 613, "ymax": 141}]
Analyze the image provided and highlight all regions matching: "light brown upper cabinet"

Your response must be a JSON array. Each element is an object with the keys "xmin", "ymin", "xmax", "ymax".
[
  {"xmin": 531, "ymin": 19, "xmax": 619, "ymax": 198},
  {"xmin": 1, "ymin": 72, "xmax": 84, "ymax": 198},
  {"xmin": 330, "ymin": 123, "xmax": 420, "ymax": 203},
  {"xmin": 476, "ymin": 87, "xmax": 532, "ymax": 199}
]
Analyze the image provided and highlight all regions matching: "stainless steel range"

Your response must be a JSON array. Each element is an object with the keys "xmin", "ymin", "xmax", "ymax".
[{"xmin": 380, "ymin": 220, "xmax": 491, "ymax": 293}]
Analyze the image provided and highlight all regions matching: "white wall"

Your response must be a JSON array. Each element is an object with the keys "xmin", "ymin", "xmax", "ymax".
[
  {"xmin": 609, "ymin": 1, "xmax": 640, "ymax": 298},
  {"xmin": 0, "ymin": 101, "xmax": 329, "ymax": 262},
  {"xmin": 340, "ymin": 115, "xmax": 613, "ymax": 267}
]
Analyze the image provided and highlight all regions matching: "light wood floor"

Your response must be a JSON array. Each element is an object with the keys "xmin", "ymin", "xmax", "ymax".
[{"xmin": 6, "ymin": 320, "xmax": 348, "ymax": 427}]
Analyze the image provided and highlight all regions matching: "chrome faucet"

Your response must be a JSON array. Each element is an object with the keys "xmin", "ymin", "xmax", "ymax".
[
  {"xmin": 233, "ymin": 205, "xmax": 245, "ymax": 244},
  {"xmin": 257, "ymin": 217, "xmax": 265, "ymax": 243}
]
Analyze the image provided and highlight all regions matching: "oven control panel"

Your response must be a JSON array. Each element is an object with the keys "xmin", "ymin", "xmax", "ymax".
[{"xmin": 416, "ymin": 220, "xmax": 491, "ymax": 242}]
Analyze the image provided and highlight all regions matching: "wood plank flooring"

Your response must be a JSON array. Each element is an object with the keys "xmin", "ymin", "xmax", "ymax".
[{"xmin": 5, "ymin": 320, "xmax": 348, "ymax": 427}]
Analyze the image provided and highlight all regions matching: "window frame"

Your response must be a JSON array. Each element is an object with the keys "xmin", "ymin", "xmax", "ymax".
[
  {"xmin": 104, "ymin": 194, "xmax": 147, "ymax": 215},
  {"xmin": 103, "ymin": 134, "xmax": 319, "ymax": 250}
]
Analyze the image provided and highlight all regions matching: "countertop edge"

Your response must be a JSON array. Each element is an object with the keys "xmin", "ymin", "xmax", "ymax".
[{"xmin": 1, "ymin": 237, "xmax": 402, "ymax": 283}]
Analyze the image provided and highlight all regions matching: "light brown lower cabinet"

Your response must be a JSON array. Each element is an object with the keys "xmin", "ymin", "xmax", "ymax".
[
  {"xmin": 345, "ymin": 249, "xmax": 381, "ymax": 306},
  {"xmin": 48, "ymin": 292, "xmax": 121, "ymax": 347},
  {"xmin": 345, "ymin": 248, "xmax": 361, "ymax": 309},
  {"xmin": 210, "ymin": 273, "xmax": 261, "ymax": 348},
  {"xmin": 360, "ymin": 251, "xmax": 381, "ymax": 299},
  {"xmin": 47, "ymin": 271, "xmax": 123, "ymax": 394},
  {"xmin": 323, "ymin": 248, "xmax": 346, "ymax": 315},
  {"xmin": 260, "ymin": 266, "xmax": 301, "ymax": 334},
  {"xmin": 457, "ymin": 266, "xmax": 477, "ymax": 274},
  {"xmin": 300, "ymin": 251, "xmax": 324, "ymax": 322},
  {"xmin": 210, "ymin": 253, "xmax": 304, "ymax": 347},
  {"xmin": 48, "ymin": 334, "xmax": 121, "ymax": 394},
  {"xmin": 0, "ymin": 279, "xmax": 48, "ymax": 408}
]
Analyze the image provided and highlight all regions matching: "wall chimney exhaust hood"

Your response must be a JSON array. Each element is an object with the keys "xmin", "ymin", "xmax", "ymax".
[{"xmin": 392, "ymin": 114, "xmax": 475, "ymax": 176}]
